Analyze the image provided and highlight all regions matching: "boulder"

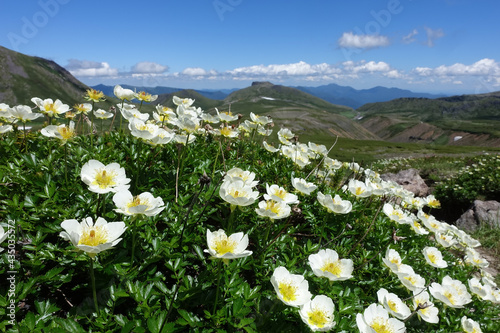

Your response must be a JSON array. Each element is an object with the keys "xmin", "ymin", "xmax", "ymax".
[
  {"xmin": 380, "ymin": 168, "xmax": 430, "ymax": 197},
  {"xmin": 455, "ymin": 200, "xmax": 500, "ymax": 231}
]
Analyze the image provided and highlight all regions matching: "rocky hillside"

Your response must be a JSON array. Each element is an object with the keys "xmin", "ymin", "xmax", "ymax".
[{"xmin": 0, "ymin": 46, "xmax": 91, "ymax": 106}]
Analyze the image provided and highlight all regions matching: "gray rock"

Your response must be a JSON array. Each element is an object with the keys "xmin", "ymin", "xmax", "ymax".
[
  {"xmin": 380, "ymin": 168, "xmax": 430, "ymax": 197},
  {"xmin": 456, "ymin": 200, "xmax": 500, "ymax": 231}
]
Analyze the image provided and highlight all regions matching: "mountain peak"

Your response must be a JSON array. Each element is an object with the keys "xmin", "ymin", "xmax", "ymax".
[{"xmin": 251, "ymin": 81, "xmax": 274, "ymax": 87}]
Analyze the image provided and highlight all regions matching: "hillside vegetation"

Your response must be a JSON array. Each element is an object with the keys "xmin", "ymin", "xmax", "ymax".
[
  {"xmin": 0, "ymin": 46, "xmax": 89, "ymax": 106},
  {"xmin": 358, "ymin": 93, "xmax": 500, "ymax": 146}
]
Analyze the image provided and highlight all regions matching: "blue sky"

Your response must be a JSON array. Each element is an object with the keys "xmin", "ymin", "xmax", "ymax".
[{"xmin": 1, "ymin": 0, "xmax": 499, "ymax": 94}]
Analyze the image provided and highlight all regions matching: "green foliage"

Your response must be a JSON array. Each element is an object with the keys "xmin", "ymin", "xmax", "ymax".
[
  {"xmin": 1, "ymin": 102, "xmax": 499, "ymax": 333},
  {"xmin": 434, "ymin": 154, "xmax": 500, "ymax": 206}
]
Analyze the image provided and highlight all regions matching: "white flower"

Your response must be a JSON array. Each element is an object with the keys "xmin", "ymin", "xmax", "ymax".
[
  {"xmin": 422, "ymin": 246, "xmax": 448, "ymax": 268},
  {"xmin": 219, "ymin": 180, "xmax": 259, "ymax": 207},
  {"xmin": 464, "ymin": 248, "xmax": 489, "ymax": 268},
  {"xmin": 376, "ymin": 288, "xmax": 411, "ymax": 320},
  {"xmin": 468, "ymin": 277, "xmax": 493, "ymax": 301},
  {"xmin": 204, "ymin": 229, "xmax": 252, "ymax": 259},
  {"xmin": 418, "ymin": 210, "xmax": 444, "ymax": 233},
  {"xmin": 323, "ymin": 157, "xmax": 343, "ymax": 171},
  {"xmin": 257, "ymin": 124, "xmax": 272, "ymax": 136},
  {"xmin": 8, "ymin": 105, "xmax": 44, "ymax": 122},
  {"xmin": 308, "ymin": 249, "xmax": 353, "ymax": 281},
  {"xmin": 113, "ymin": 190, "xmax": 165, "ymax": 217},
  {"xmin": 0, "ymin": 124, "xmax": 13, "ymax": 134},
  {"xmin": 347, "ymin": 179, "xmax": 372, "ymax": 198},
  {"xmin": 224, "ymin": 167, "xmax": 259, "ymax": 187},
  {"xmin": 80, "ymin": 159, "xmax": 130, "ymax": 194},
  {"xmin": 382, "ymin": 248, "xmax": 405, "ymax": 274},
  {"xmin": 59, "ymin": 217, "xmax": 126, "ymax": 257},
  {"xmin": 397, "ymin": 265, "xmax": 426, "ymax": 292},
  {"xmin": 299, "ymin": 295, "xmax": 336, "ymax": 332},
  {"xmin": 119, "ymin": 104, "xmax": 149, "ymax": 122},
  {"xmin": 250, "ymin": 112, "xmax": 272, "ymax": 126},
  {"xmin": 264, "ymin": 184, "xmax": 298, "ymax": 204},
  {"xmin": 31, "ymin": 98, "xmax": 70, "ymax": 117},
  {"xmin": 429, "ymin": 276, "xmax": 472, "ymax": 308},
  {"xmin": 412, "ymin": 290, "xmax": 439, "ymax": 324},
  {"xmin": 217, "ymin": 109, "xmax": 238, "ymax": 122},
  {"xmin": 255, "ymin": 200, "xmax": 291, "ymax": 220},
  {"xmin": 409, "ymin": 218, "xmax": 429, "ymax": 235},
  {"xmin": 41, "ymin": 121, "xmax": 76, "ymax": 142},
  {"xmin": 277, "ymin": 128, "xmax": 294, "ymax": 145},
  {"xmin": 461, "ymin": 316, "xmax": 482, "ymax": 333},
  {"xmin": 316, "ymin": 192, "xmax": 352, "ymax": 214},
  {"xmin": 270, "ymin": 266, "xmax": 311, "ymax": 307},
  {"xmin": 356, "ymin": 303, "xmax": 406, "ymax": 333},
  {"xmin": 129, "ymin": 119, "xmax": 161, "ymax": 140},
  {"xmin": 215, "ymin": 124, "xmax": 239, "ymax": 138},
  {"xmin": 172, "ymin": 96, "xmax": 195, "ymax": 107},
  {"xmin": 291, "ymin": 177, "xmax": 317, "ymax": 196},
  {"xmin": 114, "ymin": 85, "xmax": 136, "ymax": 101},
  {"xmin": 382, "ymin": 203, "xmax": 411, "ymax": 225},
  {"xmin": 262, "ymin": 141, "xmax": 279, "ymax": 153},
  {"xmin": 434, "ymin": 232, "xmax": 457, "ymax": 248},
  {"xmin": 424, "ymin": 194, "xmax": 440, "ymax": 208},
  {"xmin": 94, "ymin": 109, "xmax": 114, "ymax": 119}
]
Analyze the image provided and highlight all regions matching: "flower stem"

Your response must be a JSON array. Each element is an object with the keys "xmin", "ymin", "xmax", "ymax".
[
  {"xmin": 212, "ymin": 260, "xmax": 223, "ymax": 316},
  {"xmin": 64, "ymin": 143, "xmax": 68, "ymax": 187},
  {"xmin": 130, "ymin": 216, "xmax": 138, "ymax": 265},
  {"xmin": 89, "ymin": 257, "xmax": 99, "ymax": 313}
]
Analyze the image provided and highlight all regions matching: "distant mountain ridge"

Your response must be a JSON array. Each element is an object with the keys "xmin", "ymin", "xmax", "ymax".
[
  {"xmin": 294, "ymin": 83, "xmax": 446, "ymax": 109},
  {"xmin": 92, "ymin": 83, "xmax": 446, "ymax": 109},
  {"xmin": 92, "ymin": 84, "xmax": 237, "ymax": 101}
]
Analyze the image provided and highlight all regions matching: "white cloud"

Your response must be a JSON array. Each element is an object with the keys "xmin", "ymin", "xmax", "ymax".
[
  {"xmin": 66, "ymin": 59, "xmax": 119, "ymax": 77},
  {"xmin": 131, "ymin": 61, "xmax": 168, "ymax": 74},
  {"xmin": 182, "ymin": 67, "xmax": 209, "ymax": 76},
  {"xmin": 414, "ymin": 58, "xmax": 500, "ymax": 77},
  {"xmin": 424, "ymin": 27, "xmax": 444, "ymax": 47},
  {"xmin": 338, "ymin": 32, "xmax": 390, "ymax": 49},
  {"xmin": 402, "ymin": 29, "xmax": 418, "ymax": 44},
  {"xmin": 342, "ymin": 60, "xmax": 391, "ymax": 73}
]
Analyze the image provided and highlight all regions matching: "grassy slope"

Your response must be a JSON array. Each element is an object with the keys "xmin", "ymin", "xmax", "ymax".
[{"xmin": 357, "ymin": 93, "xmax": 500, "ymax": 144}]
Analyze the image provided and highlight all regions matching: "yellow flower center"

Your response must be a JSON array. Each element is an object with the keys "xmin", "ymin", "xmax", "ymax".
[
  {"xmin": 404, "ymin": 275, "xmax": 417, "ymax": 285},
  {"xmin": 390, "ymin": 257, "xmax": 401, "ymax": 266},
  {"xmin": 213, "ymin": 236, "xmax": 237, "ymax": 255},
  {"xmin": 78, "ymin": 227, "xmax": 108, "ymax": 247},
  {"xmin": 93, "ymin": 169, "xmax": 117, "ymax": 189},
  {"xmin": 275, "ymin": 189, "xmax": 288, "ymax": 200},
  {"xmin": 229, "ymin": 189, "xmax": 246, "ymax": 198},
  {"xmin": 427, "ymin": 252, "xmax": 437, "ymax": 264},
  {"xmin": 220, "ymin": 126, "xmax": 233, "ymax": 137},
  {"xmin": 127, "ymin": 196, "xmax": 149, "ymax": 209},
  {"xmin": 278, "ymin": 282, "xmax": 297, "ymax": 302},
  {"xmin": 428, "ymin": 199, "xmax": 440, "ymax": 208},
  {"xmin": 370, "ymin": 317, "xmax": 393, "ymax": 333},
  {"xmin": 321, "ymin": 260, "xmax": 342, "ymax": 276},
  {"xmin": 265, "ymin": 200, "xmax": 281, "ymax": 214},
  {"xmin": 392, "ymin": 211, "xmax": 404, "ymax": 219},
  {"xmin": 44, "ymin": 103, "xmax": 54, "ymax": 112},
  {"xmin": 387, "ymin": 300, "xmax": 398, "ymax": 312},
  {"xmin": 137, "ymin": 91, "xmax": 153, "ymax": 102},
  {"xmin": 444, "ymin": 290, "xmax": 456, "ymax": 305},
  {"xmin": 57, "ymin": 126, "xmax": 75, "ymax": 140},
  {"xmin": 86, "ymin": 89, "xmax": 104, "ymax": 101},
  {"xmin": 307, "ymin": 308, "xmax": 329, "ymax": 328},
  {"xmin": 355, "ymin": 187, "xmax": 365, "ymax": 196}
]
